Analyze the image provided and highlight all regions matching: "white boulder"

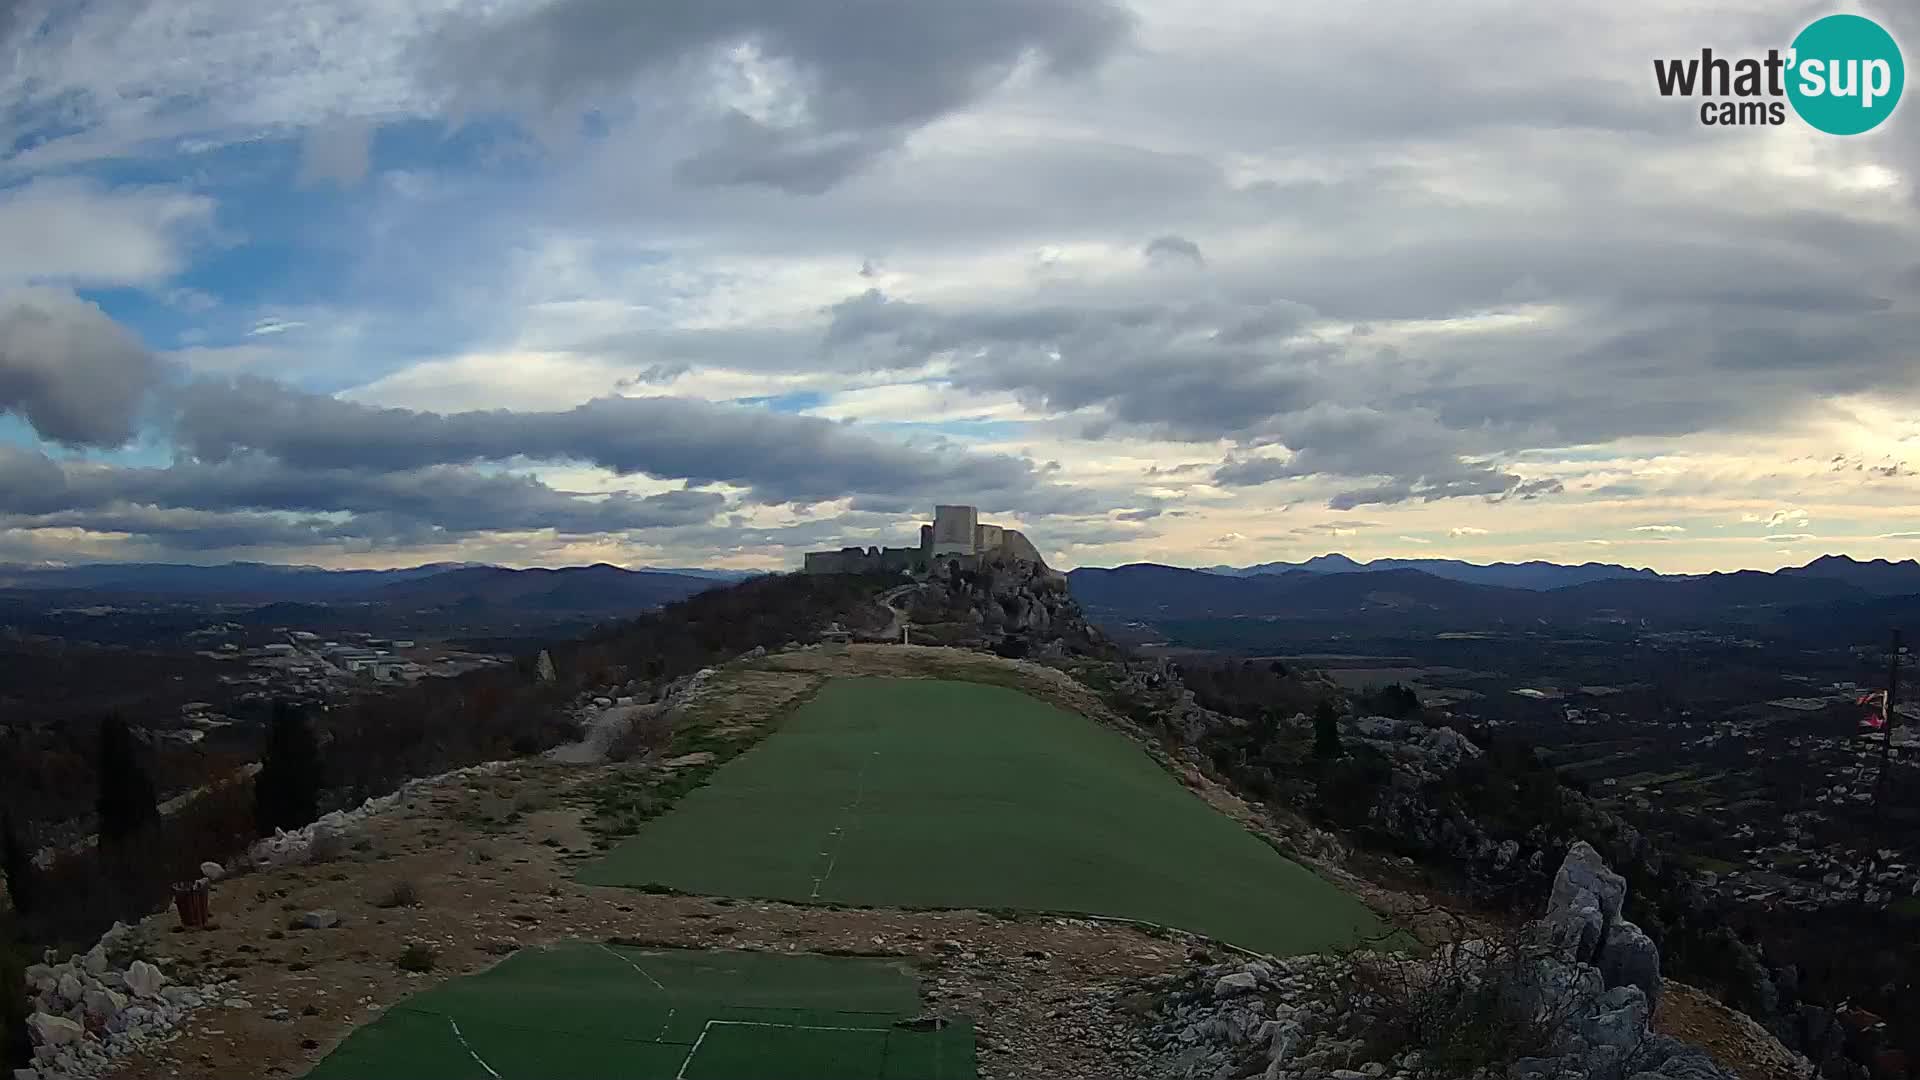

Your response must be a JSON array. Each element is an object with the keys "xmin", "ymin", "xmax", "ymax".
[
  {"xmin": 27, "ymin": 1012, "xmax": 84, "ymax": 1047},
  {"xmin": 82, "ymin": 988, "xmax": 127, "ymax": 1023},
  {"xmin": 125, "ymin": 960, "xmax": 166, "ymax": 998}
]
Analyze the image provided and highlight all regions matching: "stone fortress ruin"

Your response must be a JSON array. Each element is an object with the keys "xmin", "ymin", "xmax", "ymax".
[{"xmin": 802, "ymin": 504, "xmax": 1045, "ymax": 574}]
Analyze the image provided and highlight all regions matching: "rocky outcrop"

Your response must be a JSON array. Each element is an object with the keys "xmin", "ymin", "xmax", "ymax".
[
  {"xmin": 1135, "ymin": 847, "xmax": 1766, "ymax": 1080},
  {"xmin": 19, "ymin": 920, "xmax": 238, "ymax": 1080},
  {"xmin": 1546, "ymin": 842, "xmax": 1663, "ymax": 1010},
  {"xmin": 906, "ymin": 553, "xmax": 1112, "ymax": 658}
]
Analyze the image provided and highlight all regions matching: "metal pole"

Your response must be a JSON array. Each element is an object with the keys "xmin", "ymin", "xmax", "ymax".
[
  {"xmin": 1874, "ymin": 629, "xmax": 1901, "ymax": 817},
  {"xmin": 1861, "ymin": 629, "xmax": 1902, "ymax": 905}
]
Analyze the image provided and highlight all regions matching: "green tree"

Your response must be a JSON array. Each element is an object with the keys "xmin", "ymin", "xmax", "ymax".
[
  {"xmin": 0, "ymin": 812, "xmax": 31, "ymax": 919},
  {"xmin": 1, "ymin": 910, "xmax": 27, "ymax": 1071},
  {"xmin": 1313, "ymin": 700, "xmax": 1344, "ymax": 759},
  {"xmin": 1377, "ymin": 683, "xmax": 1421, "ymax": 719},
  {"xmin": 255, "ymin": 701, "xmax": 324, "ymax": 836},
  {"xmin": 96, "ymin": 715, "xmax": 159, "ymax": 846}
]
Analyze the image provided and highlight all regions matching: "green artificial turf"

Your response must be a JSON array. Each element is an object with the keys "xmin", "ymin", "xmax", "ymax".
[
  {"xmin": 305, "ymin": 943, "xmax": 971, "ymax": 1080},
  {"xmin": 579, "ymin": 677, "xmax": 1381, "ymax": 957}
]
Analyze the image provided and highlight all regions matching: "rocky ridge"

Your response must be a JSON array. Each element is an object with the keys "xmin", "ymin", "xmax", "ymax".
[{"xmin": 1133, "ymin": 845, "xmax": 1799, "ymax": 1080}]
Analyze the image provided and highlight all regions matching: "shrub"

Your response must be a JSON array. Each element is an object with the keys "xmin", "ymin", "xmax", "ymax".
[
  {"xmin": 605, "ymin": 710, "xmax": 674, "ymax": 764},
  {"xmin": 1318, "ymin": 926, "xmax": 1634, "ymax": 1078},
  {"xmin": 307, "ymin": 829, "xmax": 348, "ymax": 864},
  {"xmin": 373, "ymin": 880, "xmax": 420, "ymax": 909},
  {"xmin": 396, "ymin": 942, "xmax": 437, "ymax": 972}
]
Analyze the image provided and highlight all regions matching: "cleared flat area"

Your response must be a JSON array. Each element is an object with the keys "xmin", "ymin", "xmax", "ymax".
[
  {"xmin": 306, "ymin": 943, "xmax": 972, "ymax": 1080},
  {"xmin": 580, "ymin": 677, "xmax": 1380, "ymax": 957}
]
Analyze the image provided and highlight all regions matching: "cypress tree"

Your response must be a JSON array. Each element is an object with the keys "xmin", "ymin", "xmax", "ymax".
[
  {"xmin": 1313, "ymin": 699, "xmax": 1344, "ymax": 760},
  {"xmin": 96, "ymin": 715, "xmax": 159, "ymax": 846},
  {"xmin": 0, "ymin": 812, "xmax": 31, "ymax": 918},
  {"xmin": 255, "ymin": 701, "xmax": 323, "ymax": 836},
  {"xmin": 1, "ymin": 911, "xmax": 28, "ymax": 1071}
]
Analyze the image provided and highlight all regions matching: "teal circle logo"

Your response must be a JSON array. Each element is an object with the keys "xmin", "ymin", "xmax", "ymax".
[{"xmin": 1787, "ymin": 14, "xmax": 1904, "ymax": 135}]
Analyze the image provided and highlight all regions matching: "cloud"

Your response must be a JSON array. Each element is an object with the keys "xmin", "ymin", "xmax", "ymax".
[
  {"xmin": 171, "ymin": 376, "xmax": 1085, "ymax": 511},
  {"xmin": 0, "ymin": 179, "xmax": 213, "ymax": 286},
  {"xmin": 1448, "ymin": 526, "xmax": 1490, "ymax": 537},
  {"xmin": 0, "ymin": 445, "xmax": 727, "ymax": 542},
  {"xmin": 1630, "ymin": 524, "xmax": 1685, "ymax": 534},
  {"xmin": 1144, "ymin": 234, "xmax": 1204, "ymax": 265},
  {"xmin": 1745, "ymin": 508, "xmax": 1811, "ymax": 529},
  {"xmin": 1880, "ymin": 533, "xmax": 1920, "ymax": 541},
  {"xmin": 296, "ymin": 118, "xmax": 374, "ymax": 189},
  {"xmin": 1397, "ymin": 535, "xmax": 1432, "ymax": 544},
  {"xmin": 0, "ymin": 287, "xmax": 166, "ymax": 447},
  {"xmin": 423, "ymin": 0, "xmax": 1133, "ymax": 192},
  {"xmin": 1762, "ymin": 533, "xmax": 1813, "ymax": 543}
]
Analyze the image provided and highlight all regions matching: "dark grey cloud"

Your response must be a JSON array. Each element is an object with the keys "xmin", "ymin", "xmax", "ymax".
[
  {"xmin": 0, "ymin": 286, "xmax": 164, "ymax": 447},
  {"xmin": 821, "ymin": 289, "xmax": 1557, "ymax": 509},
  {"xmin": 1144, "ymin": 234, "xmax": 1203, "ymax": 265},
  {"xmin": 0, "ymin": 446, "xmax": 728, "ymax": 540},
  {"xmin": 425, "ymin": 0, "xmax": 1132, "ymax": 192},
  {"xmin": 824, "ymin": 289, "xmax": 1324, "ymax": 437},
  {"xmin": 172, "ymin": 377, "xmax": 1078, "ymax": 510}
]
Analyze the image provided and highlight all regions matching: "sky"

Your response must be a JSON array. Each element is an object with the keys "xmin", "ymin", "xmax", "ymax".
[{"xmin": 0, "ymin": 0, "xmax": 1916, "ymax": 573}]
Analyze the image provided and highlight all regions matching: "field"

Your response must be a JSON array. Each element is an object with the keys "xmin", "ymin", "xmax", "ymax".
[
  {"xmin": 580, "ymin": 677, "xmax": 1381, "ymax": 957},
  {"xmin": 307, "ymin": 943, "xmax": 973, "ymax": 1079}
]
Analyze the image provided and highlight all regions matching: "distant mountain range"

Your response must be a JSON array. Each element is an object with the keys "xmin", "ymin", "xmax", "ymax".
[
  {"xmin": 0, "ymin": 561, "xmax": 758, "ymax": 614},
  {"xmin": 1194, "ymin": 552, "xmax": 1920, "ymax": 595},
  {"xmin": 1068, "ymin": 554, "xmax": 1920, "ymax": 633}
]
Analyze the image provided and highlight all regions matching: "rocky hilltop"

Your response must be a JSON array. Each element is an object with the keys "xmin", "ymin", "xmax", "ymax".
[
  {"xmin": 899, "ymin": 550, "xmax": 1114, "ymax": 657},
  {"xmin": 2, "ymin": 568, "xmax": 1841, "ymax": 1080}
]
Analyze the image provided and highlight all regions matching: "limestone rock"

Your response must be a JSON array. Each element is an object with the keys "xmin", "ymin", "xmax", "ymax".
[
  {"xmin": 124, "ymin": 961, "xmax": 166, "ymax": 999},
  {"xmin": 1213, "ymin": 972, "xmax": 1259, "ymax": 998},
  {"xmin": 1551, "ymin": 842, "xmax": 1625, "ymax": 927},
  {"xmin": 1598, "ymin": 920, "xmax": 1663, "ymax": 1010},
  {"xmin": 299, "ymin": 909, "xmax": 340, "ymax": 930},
  {"xmin": 1575, "ymin": 985, "xmax": 1649, "ymax": 1053},
  {"xmin": 82, "ymin": 988, "xmax": 127, "ymax": 1023},
  {"xmin": 1417, "ymin": 727, "xmax": 1483, "ymax": 766},
  {"xmin": 27, "ymin": 1012, "xmax": 84, "ymax": 1047},
  {"xmin": 199, "ymin": 860, "xmax": 225, "ymax": 881}
]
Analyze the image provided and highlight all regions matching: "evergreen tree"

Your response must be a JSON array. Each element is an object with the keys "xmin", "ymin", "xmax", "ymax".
[
  {"xmin": 1377, "ymin": 683, "xmax": 1421, "ymax": 719},
  {"xmin": 96, "ymin": 715, "xmax": 159, "ymax": 846},
  {"xmin": 1313, "ymin": 699, "xmax": 1344, "ymax": 759},
  {"xmin": 1, "ymin": 912, "xmax": 27, "ymax": 1071},
  {"xmin": 255, "ymin": 701, "xmax": 323, "ymax": 836},
  {"xmin": 0, "ymin": 812, "xmax": 31, "ymax": 919}
]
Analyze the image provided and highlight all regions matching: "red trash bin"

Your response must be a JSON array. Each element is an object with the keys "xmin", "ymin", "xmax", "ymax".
[{"xmin": 173, "ymin": 879, "xmax": 210, "ymax": 928}]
